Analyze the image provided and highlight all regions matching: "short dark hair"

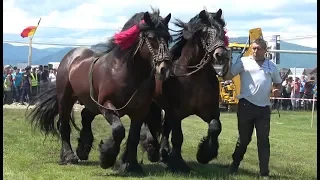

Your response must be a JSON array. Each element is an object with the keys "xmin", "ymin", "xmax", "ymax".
[{"xmin": 252, "ymin": 38, "xmax": 268, "ymax": 50}]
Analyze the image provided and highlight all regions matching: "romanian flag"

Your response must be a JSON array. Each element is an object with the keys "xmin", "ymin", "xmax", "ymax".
[
  {"xmin": 20, "ymin": 18, "xmax": 41, "ymax": 38},
  {"xmin": 20, "ymin": 26, "xmax": 37, "ymax": 38}
]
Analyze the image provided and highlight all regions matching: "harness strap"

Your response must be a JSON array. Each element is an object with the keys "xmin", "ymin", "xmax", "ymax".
[
  {"xmin": 89, "ymin": 56, "xmax": 154, "ymax": 115},
  {"xmin": 172, "ymin": 52, "xmax": 211, "ymax": 77}
]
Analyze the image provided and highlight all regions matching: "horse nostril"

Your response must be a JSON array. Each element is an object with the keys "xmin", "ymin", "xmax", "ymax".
[
  {"xmin": 214, "ymin": 52, "xmax": 221, "ymax": 59},
  {"xmin": 160, "ymin": 67, "xmax": 166, "ymax": 75}
]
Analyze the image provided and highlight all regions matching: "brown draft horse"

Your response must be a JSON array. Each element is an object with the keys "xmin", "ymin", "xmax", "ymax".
[
  {"xmin": 140, "ymin": 9, "xmax": 231, "ymax": 173},
  {"xmin": 27, "ymin": 9, "xmax": 172, "ymax": 174}
]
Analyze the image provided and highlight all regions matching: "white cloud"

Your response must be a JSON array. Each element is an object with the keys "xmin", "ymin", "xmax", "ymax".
[{"xmin": 3, "ymin": 0, "xmax": 317, "ymax": 49}]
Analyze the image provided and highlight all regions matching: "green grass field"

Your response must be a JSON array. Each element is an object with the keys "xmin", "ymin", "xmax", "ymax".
[{"xmin": 4, "ymin": 108, "xmax": 317, "ymax": 180}]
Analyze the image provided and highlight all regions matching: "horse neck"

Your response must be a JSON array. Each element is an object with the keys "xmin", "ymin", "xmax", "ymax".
[{"xmin": 127, "ymin": 54, "xmax": 153, "ymax": 81}]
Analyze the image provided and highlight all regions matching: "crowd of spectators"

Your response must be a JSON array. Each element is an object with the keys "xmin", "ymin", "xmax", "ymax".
[
  {"xmin": 272, "ymin": 75, "xmax": 317, "ymax": 111},
  {"xmin": 3, "ymin": 65, "xmax": 57, "ymax": 105}
]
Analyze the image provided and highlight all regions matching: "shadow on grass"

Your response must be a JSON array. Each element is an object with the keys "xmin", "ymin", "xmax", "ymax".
[
  {"xmin": 85, "ymin": 160, "xmax": 292, "ymax": 179},
  {"xmin": 77, "ymin": 161, "xmax": 101, "ymax": 166}
]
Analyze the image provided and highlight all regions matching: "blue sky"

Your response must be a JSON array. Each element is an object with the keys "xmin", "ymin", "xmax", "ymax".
[{"xmin": 3, "ymin": 0, "xmax": 317, "ymax": 49}]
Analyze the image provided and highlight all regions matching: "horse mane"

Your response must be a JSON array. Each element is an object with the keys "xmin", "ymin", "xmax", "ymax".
[
  {"xmin": 170, "ymin": 11, "xmax": 227, "ymax": 61},
  {"xmin": 104, "ymin": 8, "xmax": 172, "ymax": 61}
]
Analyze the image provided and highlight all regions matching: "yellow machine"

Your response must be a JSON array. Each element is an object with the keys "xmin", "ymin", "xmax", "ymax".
[{"xmin": 218, "ymin": 28, "xmax": 263, "ymax": 111}]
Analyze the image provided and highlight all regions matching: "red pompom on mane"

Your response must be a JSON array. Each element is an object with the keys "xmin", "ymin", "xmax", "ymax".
[
  {"xmin": 224, "ymin": 29, "xmax": 229, "ymax": 47},
  {"xmin": 114, "ymin": 20, "xmax": 145, "ymax": 50}
]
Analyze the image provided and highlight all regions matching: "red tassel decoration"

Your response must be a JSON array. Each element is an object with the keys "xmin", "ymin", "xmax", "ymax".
[{"xmin": 114, "ymin": 20, "xmax": 145, "ymax": 50}]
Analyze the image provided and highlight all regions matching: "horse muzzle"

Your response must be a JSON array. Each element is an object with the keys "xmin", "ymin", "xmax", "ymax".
[{"xmin": 156, "ymin": 61, "xmax": 171, "ymax": 81}]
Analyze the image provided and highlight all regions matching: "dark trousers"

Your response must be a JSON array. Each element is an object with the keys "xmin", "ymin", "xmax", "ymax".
[
  {"xmin": 232, "ymin": 98, "xmax": 271, "ymax": 175},
  {"xmin": 15, "ymin": 86, "xmax": 21, "ymax": 102},
  {"xmin": 31, "ymin": 86, "xmax": 38, "ymax": 97},
  {"xmin": 3, "ymin": 90, "xmax": 13, "ymax": 104},
  {"xmin": 21, "ymin": 86, "xmax": 31, "ymax": 103}
]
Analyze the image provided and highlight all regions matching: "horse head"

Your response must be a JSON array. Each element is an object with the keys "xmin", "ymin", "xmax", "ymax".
[
  {"xmin": 171, "ymin": 9, "xmax": 230, "ymax": 76},
  {"xmin": 113, "ymin": 9, "xmax": 172, "ymax": 81}
]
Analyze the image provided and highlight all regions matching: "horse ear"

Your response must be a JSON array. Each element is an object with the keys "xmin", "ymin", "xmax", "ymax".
[
  {"xmin": 182, "ymin": 24, "xmax": 193, "ymax": 40},
  {"xmin": 163, "ymin": 13, "xmax": 171, "ymax": 25},
  {"xmin": 144, "ymin": 12, "xmax": 154, "ymax": 27},
  {"xmin": 215, "ymin": 9, "xmax": 223, "ymax": 19},
  {"xmin": 199, "ymin": 10, "xmax": 209, "ymax": 21}
]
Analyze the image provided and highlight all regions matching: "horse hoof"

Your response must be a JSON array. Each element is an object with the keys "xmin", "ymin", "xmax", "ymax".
[
  {"xmin": 59, "ymin": 153, "xmax": 79, "ymax": 165},
  {"xmin": 196, "ymin": 137, "xmax": 218, "ymax": 164},
  {"xmin": 99, "ymin": 146, "xmax": 118, "ymax": 169},
  {"xmin": 118, "ymin": 162, "xmax": 145, "ymax": 176},
  {"xmin": 166, "ymin": 155, "xmax": 191, "ymax": 173},
  {"xmin": 76, "ymin": 148, "xmax": 89, "ymax": 160},
  {"xmin": 160, "ymin": 148, "xmax": 170, "ymax": 163}
]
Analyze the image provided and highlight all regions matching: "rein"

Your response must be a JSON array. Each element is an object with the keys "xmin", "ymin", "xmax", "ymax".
[
  {"xmin": 89, "ymin": 56, "xmax": 154, "ymax": 114},
  {"xmin": 171, "ymin": 51, "xmax": 211, "ymax": 77},
  {"xmin": 171, "ymin": 35, "xmax": 227, "ymax": 77}
]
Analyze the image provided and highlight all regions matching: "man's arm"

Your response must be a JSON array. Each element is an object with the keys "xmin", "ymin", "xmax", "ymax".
[
  {"xmin": 271, "ymin": 66, "xmax": 282, "ymax": 97},
  {"xmin": 230, "ymin": 57, "xmax": 244, "ymax": 77}
]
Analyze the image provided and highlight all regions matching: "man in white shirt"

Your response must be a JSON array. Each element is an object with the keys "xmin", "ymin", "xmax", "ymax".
[
  {"xmin": 228, "ymin": 38, "xmax": 282, "ymax": 179},
  {"xmin": 48, "ymin": 69, "xmax": 56, "ymax": 88},
  {"xmin": 49, "ymin": 69, "xmax": 56, "ymax": 83}
]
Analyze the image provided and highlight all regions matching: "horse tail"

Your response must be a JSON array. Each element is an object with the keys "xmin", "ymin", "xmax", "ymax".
[{"xmin": 26, "ymin": 87, "xmax": 80, "ymax": 137}]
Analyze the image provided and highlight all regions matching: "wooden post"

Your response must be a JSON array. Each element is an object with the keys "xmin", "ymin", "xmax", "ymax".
[
  {"xmin": 28, "ymin": 18, "xmax": 41, "ymax": 66},
  {"xmin": 28, "ymin": 37, "xmax": 32, "ymax": 66}
]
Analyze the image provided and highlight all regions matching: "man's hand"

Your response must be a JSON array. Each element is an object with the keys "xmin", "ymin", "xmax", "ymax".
[{"xmin": 273, "ymin": 88, "xmax": 281, "ymax": 97}]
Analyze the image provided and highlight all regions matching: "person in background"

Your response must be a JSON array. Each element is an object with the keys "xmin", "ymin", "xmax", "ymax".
[
  {"xmin": 3, "ymin": 74, "xmax": 13, "ymax": 104},
  {"xmin": 228, "ymin": 38, "xmax": 282, "ymax": 179},
  {"xmin": 281, "ymin": 78, "xmax": 290, "ymax": 110},
  {"xmin": 299, "ymin": 75, "xmax": 306, "ymax": 109},
  {"xmin": 53, "ymin": 68, "xmax": 57, "ymax": 76},
  {"xmin": 40, "ymin": 65, "xmax": 49, "ymax": 93},
  {"xmin": 11, "ymin": 66, "xmax": 18, "ymax": 102},
  {"xmin": 291, "ymin": 77, "xmax": 301, "ymax": 110},
  {"xmin": 285, "ymin": 77, "xmax": 293, "ymax": 110},
  {"xmin": 37, "ymin": 65, "xmax": 43, "ymax": 94},
  {"xmin": 30, "ymin": 67, "xmax": 38, "ymax": 99},
  {"xmin": 3, "ymin": 66, "xmax": 10, "ymax": 101},
  {"xmin": 48, "ymin": 68, "xmax": 57, "ymax": 88},
  {"xmin": 49, "ymin": 69, "xmax": 56, "ymax": 82},
  {"xmin": 20, "ymin": 66, "xmax": 32, "ymax": 105},
  {"xmin": 12, "ymin": 67, "xmax": 23, "ymax": 103},
  {"xmin": 303, "ymin": 76, "xmax": 315, "ymax": 110}
]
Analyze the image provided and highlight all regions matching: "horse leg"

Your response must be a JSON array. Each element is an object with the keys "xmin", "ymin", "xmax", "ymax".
[
  {"xmin": 118, "ymin": 119, "xmax": 144, "ymax": 174},
  {"xmin": 99, "ymin": 108, "xmax": 125, "ymax": 169},
  {"xmin": 196, "ymin": 109, "xmax": 222, "ymax": 164},
  {"xmin": 58, "ymin": 93, "xmax": 78, "ymax": 164},
  {"xmin": 159, "ymin": 115, "xmax": 171, "ymax": 163},
  {"xmin": 166, "ymin": 118, "xmax": 190, "ymax": 173},
  {"xmin": 76, "ymin": 108, "xmax": 96, "ymax": 160},
  {"xmin": 139, "ymin": 102, "xmax": 162, "ymax": 163}
]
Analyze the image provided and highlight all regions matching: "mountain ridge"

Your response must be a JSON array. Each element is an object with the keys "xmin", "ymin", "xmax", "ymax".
[{"xmin": 3, "ymin": 37, "xmax": 317, "ymax": 68}]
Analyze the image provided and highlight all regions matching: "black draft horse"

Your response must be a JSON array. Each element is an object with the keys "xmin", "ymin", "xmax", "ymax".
[
  {"xmin": 140, "ymin": 9, "xmax": 231, "ymax": 173},
  {"xmin": 27, "ymin": 8, "xmax": 172, "ymax": 174}
]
